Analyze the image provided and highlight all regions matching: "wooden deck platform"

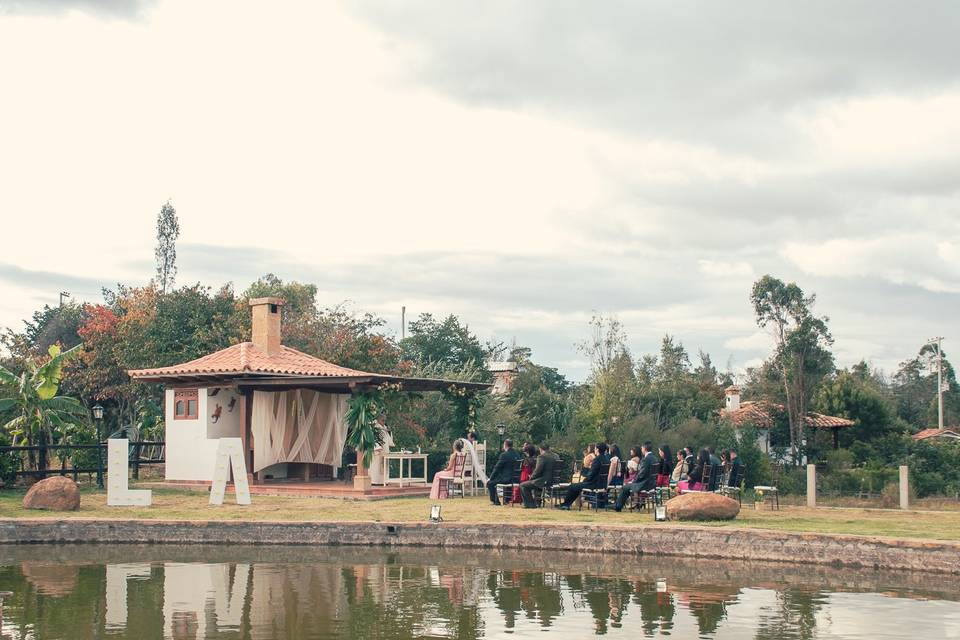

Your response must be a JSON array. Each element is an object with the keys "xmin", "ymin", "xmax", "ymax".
[{"xmin": 141, "ymin": 478, "xmax": 432, "ymax": 501}]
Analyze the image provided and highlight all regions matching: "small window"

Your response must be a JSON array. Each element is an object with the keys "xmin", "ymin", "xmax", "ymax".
[{"xmin": 174, "ymin": 389, "xmax": 199, "ymax": 420}]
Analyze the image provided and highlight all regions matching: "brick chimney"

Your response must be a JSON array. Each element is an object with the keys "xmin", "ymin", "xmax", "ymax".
[
  {"xmin": 724, "ymin": 385, "xmax": 741, "ymax": 412},
  {"xmin": 249, "ymin": 297, "xmax": 284, "ymax": 356}
]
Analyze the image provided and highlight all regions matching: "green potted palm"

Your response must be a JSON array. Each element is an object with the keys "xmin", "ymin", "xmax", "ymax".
[{"xmin": 345, "ymin": 391, "xmax": 383, "ymax": 492}]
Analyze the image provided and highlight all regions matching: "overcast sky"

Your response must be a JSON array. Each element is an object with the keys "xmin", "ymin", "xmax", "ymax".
[{"xmin": 0, "ymin": 0, "xmax": 957, "ymax": 381}]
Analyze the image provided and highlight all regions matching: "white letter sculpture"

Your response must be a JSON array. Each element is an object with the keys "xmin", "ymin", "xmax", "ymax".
[
  {"xmin": 209, "ymin": 437, "xmax": 251, "ymax": 505},
  {"xmin": 107, "ymin": 439, "xmax": 152, "ymax": 506}
]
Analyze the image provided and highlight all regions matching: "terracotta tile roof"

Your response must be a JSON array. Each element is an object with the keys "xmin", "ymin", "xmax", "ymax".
[
  {"xmin": 722, "ymin": 401, "xmax": 855, "ymax": 429},
  {"xmin": 128, "ymin": 342, "xmax": 380, "ymax": 380},
  {"xmin": 805, "ymin": 412, "xmax": 855, "ymax": 429},
  {"xmin": 723, "ymin": 401, "xmax": 776, "ymax": 428},
  {"xmin": 912, "ymin": 428, "xmax": 960, "ymax": 441}
]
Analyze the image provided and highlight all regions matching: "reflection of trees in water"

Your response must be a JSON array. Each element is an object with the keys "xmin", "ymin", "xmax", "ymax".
[
  {"xmin": 754, "ymin": 588, "xmax": 826, "ymax": 640},
  {"xmin": 676, "ymin": 587, "xmax": 737, "ymax": 636},
  {"xmin": 632, "ymin": 580, "xmax": 676, "ymax": 637},
  {"xmin": 341, "ymin": 564, "xmax": 483, "ymax": 640},
  {"xmin": 487, "ymin": 570, "xmax": 563, "ymax": 630},
  {"xmin": 560, "ymin": 574, "xmax": 635, "ymax": 635}
]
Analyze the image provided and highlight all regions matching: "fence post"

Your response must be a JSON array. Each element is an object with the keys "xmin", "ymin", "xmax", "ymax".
[
  {"xmin": 806, "ymin": 464, "xmax": 817, "ymax": 508},
  {"xmin": 899, "ymin": 465, "xmax": 909, "ymax": 510}
]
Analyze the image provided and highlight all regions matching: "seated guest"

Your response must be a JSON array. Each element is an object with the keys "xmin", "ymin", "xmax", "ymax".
[
  {"xmin": 614, "ymin": 442, "xmax": 658, "ymax": 511},
  {"xmin": 520, "ymin": 444, "xmax": 559, "ymax": 508},
  {"xmin": 582, "ymin": 444, "xmax": 597, "ymax": 472},
  {"xmin": 430, "ymin": 441, "xmax": 465, "ymax": 499},
  {"xmin": 624, "ymin": 446, "xmax": 642, "ymax": 484},
  {"xmin": 487, "ymin": 439, "xmax": 522, "ymax": 505},
  {"xmin": 657, "ymin": 444, "xmax": 673, "ymax": 487},
  {"xmin": 684, "ymin": 446, "xmax": 696, "ymax": 472},
  {"xmin": 677, "ymin": 448, "xmax": 711, "ymax": 493},
  {"xmin": 511, "ymin": 444, "xmax": 538, "ymax": 503},
  {"xmin": 726, "ymin": 448, "xmax": 744, "ymax": 487},
  {"xmin": 557, "ymin": 443, "xmax": 610, "ymax": 509},
  {"xmin": 708, "ymin": 448, "xmax": 723, "ymax": 490},
  {"xmin": 671, "ymin": 449, "xmax": 688, "ymax": 482},
  {"xmin": 607, "ymin": 445, "xmax": 624, "ymax": 487}
]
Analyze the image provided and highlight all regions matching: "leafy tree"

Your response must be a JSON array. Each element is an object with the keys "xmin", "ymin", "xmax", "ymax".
[
  {"xmin": 0, "ymin": 345, "xmax": 88, "ymax": 470},
  {"xmin": 751, "ymin": 275, "xmax": 834, "ymax": 462},
  {"xmin": 154, "ymin": 199, "xmax": 180, "ymax": 293},
  {"xmin": 507, "ymin": 359, "xmax": 571, "ymax": 444},
  {"xmin": 891, "ymin": 344, "xmax": 959, "ymax": 428},
  {"xmin": 813, "ymin": 368, "xmax": 902, "ymax": 448},
  {"xmin": 402, "ymin": 313, "xmax": 490, "ymax": 375},
  {"xmin": 1, "ymin": 302, "xmax": 84, "ymax": 366}
]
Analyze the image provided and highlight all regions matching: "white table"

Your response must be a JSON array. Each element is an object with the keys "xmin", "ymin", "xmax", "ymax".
[{"xmin": 382, "ymin": 452, "xmax": 429, "ymax": 488}]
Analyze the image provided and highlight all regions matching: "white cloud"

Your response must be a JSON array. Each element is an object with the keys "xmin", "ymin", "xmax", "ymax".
[
  {"xmin": 698, "ymin": 260, "xmax": 754, "ymax": 278},
  {"xmin": 1, "ymin": 0, "xmax": 959, "ymax": 382}
]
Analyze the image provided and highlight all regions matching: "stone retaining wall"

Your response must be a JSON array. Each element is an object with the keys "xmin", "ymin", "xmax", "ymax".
[{"xmin": 2, "ymin": 519, "xmax": 958, "ymax": 574}]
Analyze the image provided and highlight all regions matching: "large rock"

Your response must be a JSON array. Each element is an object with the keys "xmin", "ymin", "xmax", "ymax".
[
  {"xmin": 22, "ymin": 476, "xmax": 80, "ymax": 511},
  {"xmin": 665, "ymin": 492, "xmax": 739, "ymax": 521}
]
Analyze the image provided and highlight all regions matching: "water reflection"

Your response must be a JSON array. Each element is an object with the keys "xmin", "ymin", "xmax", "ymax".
[{"xmin": 0, "ymin": 545, "xmax": 958, "ymax": 639}]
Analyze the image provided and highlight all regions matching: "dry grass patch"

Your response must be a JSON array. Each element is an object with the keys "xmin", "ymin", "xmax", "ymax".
[{"xmin": 1, "ymin": 488, "xmax": 959, "ymax": 542}]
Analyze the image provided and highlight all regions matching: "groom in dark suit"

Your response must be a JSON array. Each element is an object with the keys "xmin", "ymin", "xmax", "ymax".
[
  {"xmin": 487, "ymin": 439, "xmax": 521, "ymax": 505},
  {"xmin": 614, "ymin": 441, "xmax": 658, "ymax": 512}
]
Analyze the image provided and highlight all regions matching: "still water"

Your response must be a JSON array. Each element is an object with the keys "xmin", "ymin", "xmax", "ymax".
[{"xmin": 0, "ymin": 544, "xmax": 958, "ymax": 639}]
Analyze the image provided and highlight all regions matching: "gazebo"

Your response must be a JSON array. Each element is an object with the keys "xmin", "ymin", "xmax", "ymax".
[{"xmin": 128, "ymin": 297, "xmax": 488, "ymax": 496}]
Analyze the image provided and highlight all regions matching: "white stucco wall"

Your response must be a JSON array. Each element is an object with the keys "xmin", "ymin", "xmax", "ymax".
[{"xmin": 165, "ymin": 387, "xmax": 242, "ymax": 481}]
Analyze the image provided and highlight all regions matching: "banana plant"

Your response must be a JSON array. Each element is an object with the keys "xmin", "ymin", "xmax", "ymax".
[
  {"xmin": 345, "ymin": 391, "xmax": 383, "ymax": 471},
  {"xmin": 0, "ymin": 344, "xmax": 88, "ymax": 471}
]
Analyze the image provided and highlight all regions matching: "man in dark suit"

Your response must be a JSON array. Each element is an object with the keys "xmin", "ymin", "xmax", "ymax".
[
  {"xmin": 487, "ymin": 439, "xmax": 521, "ymax": 505},
  {"xmin": 520, "ymin": 444, "xmax": 559, "ymax": 508},
  {"xmin": 614, "ymin": 441, "xmax": 658, "ymax": 511},
  {"xmin": 726, "ymin": 448, "xmax": 744, "ymax": 487},
  {"xmin": 557, "ymin": 442, "xmax": 609, "ymax": 509},
  {"xmin": 708, "ymin": 448, "xmax": 723, "ymax": 490}
]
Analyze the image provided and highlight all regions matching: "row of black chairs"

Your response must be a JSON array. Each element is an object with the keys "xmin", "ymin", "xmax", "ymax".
[{"xmin": 493, "ymin": 458, "xmax": 747, "ymax": 510}]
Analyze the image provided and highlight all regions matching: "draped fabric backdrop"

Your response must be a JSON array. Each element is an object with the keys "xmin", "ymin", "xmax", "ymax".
[{"xmin": 251, "ymin": 390, "xmax": 348, "ymax": 473}]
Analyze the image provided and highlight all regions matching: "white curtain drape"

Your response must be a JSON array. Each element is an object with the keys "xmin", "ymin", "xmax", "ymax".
[{"xmin": 251, "ymin": 390, "xmax": 348, "ymax": 473}]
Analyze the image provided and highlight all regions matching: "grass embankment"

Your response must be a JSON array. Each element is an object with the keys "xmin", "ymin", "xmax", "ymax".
[{"xmin": 2, "ymin": 487, "xmax": 960, "ymax": 543}]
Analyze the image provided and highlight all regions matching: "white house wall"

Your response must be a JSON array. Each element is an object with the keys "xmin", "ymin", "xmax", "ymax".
[{"xmin": 164, "ymin": 387, "xmax": 242, "ymax": 482}]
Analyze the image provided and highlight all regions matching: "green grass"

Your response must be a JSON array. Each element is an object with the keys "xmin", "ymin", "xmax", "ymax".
[{"xmin": 3, "ymin": 487, "xmax": 960, "ymax": 543}]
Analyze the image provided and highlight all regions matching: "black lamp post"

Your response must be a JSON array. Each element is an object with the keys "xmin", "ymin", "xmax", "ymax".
[
  {"xmin": 496, "ymin": 423, "xmax": 506, "ymax": 449},
  {"xmin": 92, "ymin": 404, "xmax": 104, "ymax": 490}
]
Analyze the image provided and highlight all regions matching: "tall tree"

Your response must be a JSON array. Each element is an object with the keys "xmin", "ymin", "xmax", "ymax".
[
  {"xmin": 154, "ymin": 200, "xmax": 180, "ymax": 293},
  {"xmin": 751, "ymin": 275, "xmax": 834, "ymax": 462}
]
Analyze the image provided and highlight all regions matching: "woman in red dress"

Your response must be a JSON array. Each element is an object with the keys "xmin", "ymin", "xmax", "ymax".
[{"xmin": 511, "ymin": 444, "xmax": 538, "ymax": 504}]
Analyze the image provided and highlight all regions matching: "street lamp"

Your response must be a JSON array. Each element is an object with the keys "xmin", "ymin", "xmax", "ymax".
[
  {"xmin": 92, "ymin": 404, "xmax": 104, "ymax": 490},
  {"xmin": 496, "ymin": 423, "xmax": 506, "ymax": 449}
]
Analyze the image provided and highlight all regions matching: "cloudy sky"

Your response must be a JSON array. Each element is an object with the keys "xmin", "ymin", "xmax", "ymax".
[{"xmin": 1, "ymin": 1, "xmax": 958, "ymax": 380}]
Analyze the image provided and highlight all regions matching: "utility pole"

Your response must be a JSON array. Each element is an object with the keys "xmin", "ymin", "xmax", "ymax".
[
  {"xmin": 401, "ymin": 306, "xmax": 406, "ymax": 341},
  {"xmin": 59, "ymin": 291, "xmax": 70, "ymax": 307},
  {"xmin": 928, "ymin": 336, "xmax": 945, "ymax": 430}
]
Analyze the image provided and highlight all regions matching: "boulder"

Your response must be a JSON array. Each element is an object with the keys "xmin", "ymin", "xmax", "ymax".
[
  {"xmin": 22, "ymin": 476, "xmax": 81, "ymax": 511},
  {"xmin": 665, "ymin": 492, "xmax": 739, "ymax": 521}
]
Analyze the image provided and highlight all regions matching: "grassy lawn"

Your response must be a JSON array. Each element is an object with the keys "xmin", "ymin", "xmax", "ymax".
[{"xmin": 3, "ymin": 487, "xmax": 960, "ymax": 543}]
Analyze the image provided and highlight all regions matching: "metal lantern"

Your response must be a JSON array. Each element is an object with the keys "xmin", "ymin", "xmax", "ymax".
[
  {"xmin": 92, "ymin": 404, "xmax": 105, "ymax": 421},
  {"xmin": 496, "ymin": 423, "xmax": 506, "ymax": 437}
]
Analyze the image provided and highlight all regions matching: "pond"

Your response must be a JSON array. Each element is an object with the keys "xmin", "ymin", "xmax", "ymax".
[{"xmin": 0, "ymin": 544, "xmax": 958, "ymax": 639}]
